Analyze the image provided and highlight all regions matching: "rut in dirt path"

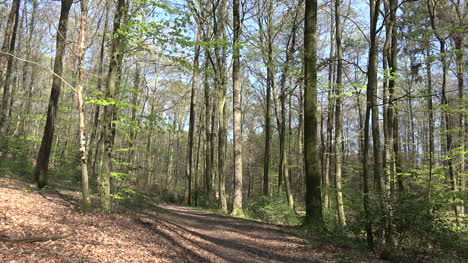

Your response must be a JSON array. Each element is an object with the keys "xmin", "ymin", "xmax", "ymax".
[{"xmin": 138, "ymin": 205, "xmax": 336, "ymax": 263}]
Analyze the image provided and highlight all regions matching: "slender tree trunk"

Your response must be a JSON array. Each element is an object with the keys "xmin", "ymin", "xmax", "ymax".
[
  {"xmin": 303, "ymin": 0, "xmax": 323, "ymax": 226},
  {"xmin": 279, "ymin": 10, "xmax": 298, "ymax": 210},
  {"xmin": 33, "ymin": 0, "xmax": 72, "ymax": 188},
  {"xmin": 98, "ymin": 0, "xmax": 127, "ymax": 213},
  {"xmin": 323, "ymin": 0, "xmax": 335, "ymax": 213},
  {"xmin": 362, "ymin": 0, "xmax": 381, "ymax": 250},
  {"xmin": 0, "ymin": 0, "xmax": 20, "ymax": 144},
  {"xmin": 77, "ymin": 0, "xmax": 91, "ymax": 211},
  {"xmin": 91, "ymin": 0, "xmax": 110, "ymax": 174},
  {"xmin": 263, "ymin": 0, "xmax": 273, "ymax": 196},
  {"xmin": 231, "ymin": 0, "xmax": 243, "ymax": 216},
  {"xmin": 204, "ymin": 48, "xmax": 212, "ymax": 204},
  {"xmin": 18, "ymin": 0, "xmax": 37, "ymax": 137},
  {"xmin": 454, "ymin": 35, "xmax": 465, "ymax": 219},
  {"xmin": 425, "ymin": 49, "xmax": 434, "ymax": 192},
  {"xmin": 215, "ymin": 0, "xmax": 228, "ymax": 213},
  {"xmin": 334, "ymin": 0, "xmax": 346, "ymax": 227},
  {"xmin": 186, "ymin": 25, "xmax": 202, "ymax": 205}
]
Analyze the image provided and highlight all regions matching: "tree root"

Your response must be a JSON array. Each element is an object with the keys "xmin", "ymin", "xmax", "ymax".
[{"xmin": 0, "ymin": 232, "xmax": 75, "ymax": 243}]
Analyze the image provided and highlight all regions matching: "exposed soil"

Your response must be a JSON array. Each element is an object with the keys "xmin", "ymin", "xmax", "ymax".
[{"xmin": 0, "ymin": 177, "xmax": 377, "ymax": 262}]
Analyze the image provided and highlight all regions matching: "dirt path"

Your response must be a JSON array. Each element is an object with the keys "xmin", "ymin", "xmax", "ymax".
[
  {"xmin": 1, "ymin": 177, "xmax": 365, "ymax": 262},
  {"xmin": 140, "ymin": 205, "xmax": 336, "ymax": 263}
]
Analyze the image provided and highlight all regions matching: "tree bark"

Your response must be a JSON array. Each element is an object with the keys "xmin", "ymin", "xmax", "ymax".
[
  {"xmin": 303, "ymin": 0, "xmax": 323, "ymax": 226},
  {"xmin": 185, "ymin": 24, "xmax": 202, "ymax": 206},
  {"xmin": 334, "ymin": 0, "xmax": 346, "ymax": 227},
  {"xmin": 362, "ymin": 0, "xmax": 381, "ymax": 250},
  {"xmin": 77, "ymin": 0, "xmax": 91, "ymax": 211},
  {"xmin": 0, "ymin": 0, "xmax": 21, "ymax": 144},
  {"xmin": 98, "ymin": 0, "xmax": 128, "ymax": 213},
  {"xmin": 33, "ymin": 0, "xmax": 72, "ymax": 188},
  {"xmin": 231, "ymin": 0, "xmax": 243, "ymax": 217}
]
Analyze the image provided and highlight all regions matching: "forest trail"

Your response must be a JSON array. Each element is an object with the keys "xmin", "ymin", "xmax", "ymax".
[
  {"xmin": 146, "ymin": 205, "xmax": 336, "ymax": 263},
  {"xmin": 0, "ymin": 177, "xmax": 378, "ymax": 262}
]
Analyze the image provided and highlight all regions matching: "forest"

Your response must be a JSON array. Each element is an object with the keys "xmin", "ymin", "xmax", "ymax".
[{"xmin": 0, "ymin": 0, "xmax": 466, "ymax": 262}]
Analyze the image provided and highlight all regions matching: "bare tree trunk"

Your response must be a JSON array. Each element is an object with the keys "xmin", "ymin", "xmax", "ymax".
[
  {"xmin": 98, "ymin": 0, "xmax": 128, "ymax": 213},
  {"xmin": 33, "ymin": 0, "xmax": 72, "ymax": 188},
  {"xmin": 0, "ymin": 0, "xmax": 20, "ymax": 144},
  {"xmin": 303, "ymin": 0, "xmax": 323, "ymax": 226},
  {"xmin": 362, "ymin": 0, "xmax": 381, "ymax": 250},
  {"xmin": 231, "ymin": 0, "xmax": 243, "ymax": 216},
  {"xmin": 334, "ymin": 0, "xmax": 346, "ymax": 227},
  {"xmin": 77, "ymin": 0, "xmax": 91, "ymax": 211},
  {"xmin": 262, "ymin": 0, "xmax": 273, "ymax": 197},
  {"xmin": 91, "ymin": 0, "xmax": 110, "ymax": 174},
  {"xmin": 204, "ymin": 47, "xmax": 212, "ymax": 204},
  {"xmin": 453, "ymin": 34, "xmax": 465, "ymax": 220},
  {"xmin": 185, "ymin": 25, "xmax": 202, "ymax": 205}
]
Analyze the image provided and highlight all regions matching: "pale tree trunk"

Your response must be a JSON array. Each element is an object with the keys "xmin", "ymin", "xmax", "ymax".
[
  {"xmin": 425, "ymin": 49, "xmax": 434, "ymax": 193},
  {"xmin": 231, "ymin": 0, "xmax": 243, "ymax": 216},
  {"xmin": 0, "ymin": 0, "xmax": 20, "ymax": 144},
  {"xmin": 91, "ymin": 0, "xmax": 110, "ymax": 174},
  {"xmin": 279, "ymin": 8, "xmax": 299, "ymax": 210},
  {"xmin": 362, "ymin": 0, "xmax": 381, "ymax": 250},
  {"xmin": 382, "ymin": 0, "xmax": 398, "ymax": 246},
  {"xmin": 303, "ymin": 0, "xmax": 323, "ymax": 226},
  {"xmin": 98, "ymin": 0, "xmax": 128, "ymax": 213},
  {"xmin": 185, "ymin": 25, "xmax": 202, "ymax": 205},
  {"xmin": 427, "ymin": 0, "xmax": 459, "ymax": 224},
  {"xmin": 34, "ymin": 0, "xmax": 72, "ymax": 188},
  {"xmin": 18, "ymin": 0, "xmax": 37, "ymax": 138},
  {"xmin": 77, "ymin": 0, "xmax": 91, "ymax": 211},
  {"xmin": 334, "ymin": 0, "xmax": 346, "ymax": 227},
  {"xmin": 214, "ymin": 0, "xmax": 228, "ymax": 213}
]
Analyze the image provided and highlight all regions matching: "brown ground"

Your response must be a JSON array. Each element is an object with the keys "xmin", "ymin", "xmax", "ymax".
[{"xmin": 0, "ymin": 177, "xmax": 376, "ymax": 262}]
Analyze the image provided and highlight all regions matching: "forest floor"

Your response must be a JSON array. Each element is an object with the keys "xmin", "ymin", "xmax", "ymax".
[{"xmin": 0, "ymin": 177, "xmax": 383, "ymax": 262}]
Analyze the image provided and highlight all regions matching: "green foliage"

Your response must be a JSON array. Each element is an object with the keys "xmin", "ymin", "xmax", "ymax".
[
  {"xmin": 246, "ymin": 195, "xmax": 301, "ymax": 225},
  {"xmin": 349, "ymin": 179, "xmax": 467, "ymax": 262}
]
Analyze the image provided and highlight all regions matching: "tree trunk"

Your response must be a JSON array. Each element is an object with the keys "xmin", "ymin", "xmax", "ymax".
[
  {"xmin": 33, "ymin": 0, "xmax": 72, "ymax": 188},
  {"xmin": 263, "ymin": 0, "xmax": 273, "ymax": 197},
  {"xmin": 231, "ymin": 0, "xmax": 243, "ymax": 217},
  {"xmin": 334, "ymin": 0, "xmax": 346, "ymax": 227},
  {"xmin": 18, "ymin": 0, "xmax": 37, "ymax": 138},
  {"xmin": 98, "ymin": 0, "xmax": 128, "ymax": 213},
  {"xmin": 0, "ymin": 0, "xmax": 21, "ymax": 144},
  {"xmin": 303, "ymin": 0, "xmax": 323, "ymax": 226},
  {"xmin": 91, "ymin": 0, "xmax": 110, "ymax": 174},
  {"xmin": 77, "ymin": 0, "xmax": 91, "ymax": 211},
  {"xmin": 362, "ymin": 0, "xmax": 381, "ymax": 250},
  {"xmin": 185, "ymin": 24, "xmax": 202, "ymax": 205}
]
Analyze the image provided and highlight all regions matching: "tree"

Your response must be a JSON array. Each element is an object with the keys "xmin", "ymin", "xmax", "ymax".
[
  {"xmin": 231, "ymin": 0, "xmax": 243, "ymax": 217},
  {"xmin": 362, "ymin": 0, "xmax": 381, "ymax": 250},
  {"xmin": 99, "ymin": 0, "xmax": 128, "ymax": 213},
  {"xmin": 77, "ymin": 0, "xmax": 91, "ymax": 211},
  {"xmin": 0, "ymin": 0, "xmax": 21, "ymax": 144},
  {"xmin": 303, "ymin": 0, "xmax": 322, "ymax": 226},
  {"xmin": 33, "ymin": 0, "xmax": 73, "ymax": 188},
  {"xmin": 334, "ymin": 0, "xmax": 346, "ymax": 227}
]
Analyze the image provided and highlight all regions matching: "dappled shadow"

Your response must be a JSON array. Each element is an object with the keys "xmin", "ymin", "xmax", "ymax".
[{"xmin": 133, "ymin": 205, "xmax": 326, "ymax": 263}]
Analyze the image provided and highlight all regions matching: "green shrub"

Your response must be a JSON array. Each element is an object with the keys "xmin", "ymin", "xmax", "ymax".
[{"xmin": 246, "ymin": 195, "xmax": 301, "ymax": 225}]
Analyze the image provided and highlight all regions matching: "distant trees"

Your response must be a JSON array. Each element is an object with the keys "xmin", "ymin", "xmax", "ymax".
[{"xmin": 0, "ymin": 0, "xmax": 465, "ymax": 258}]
